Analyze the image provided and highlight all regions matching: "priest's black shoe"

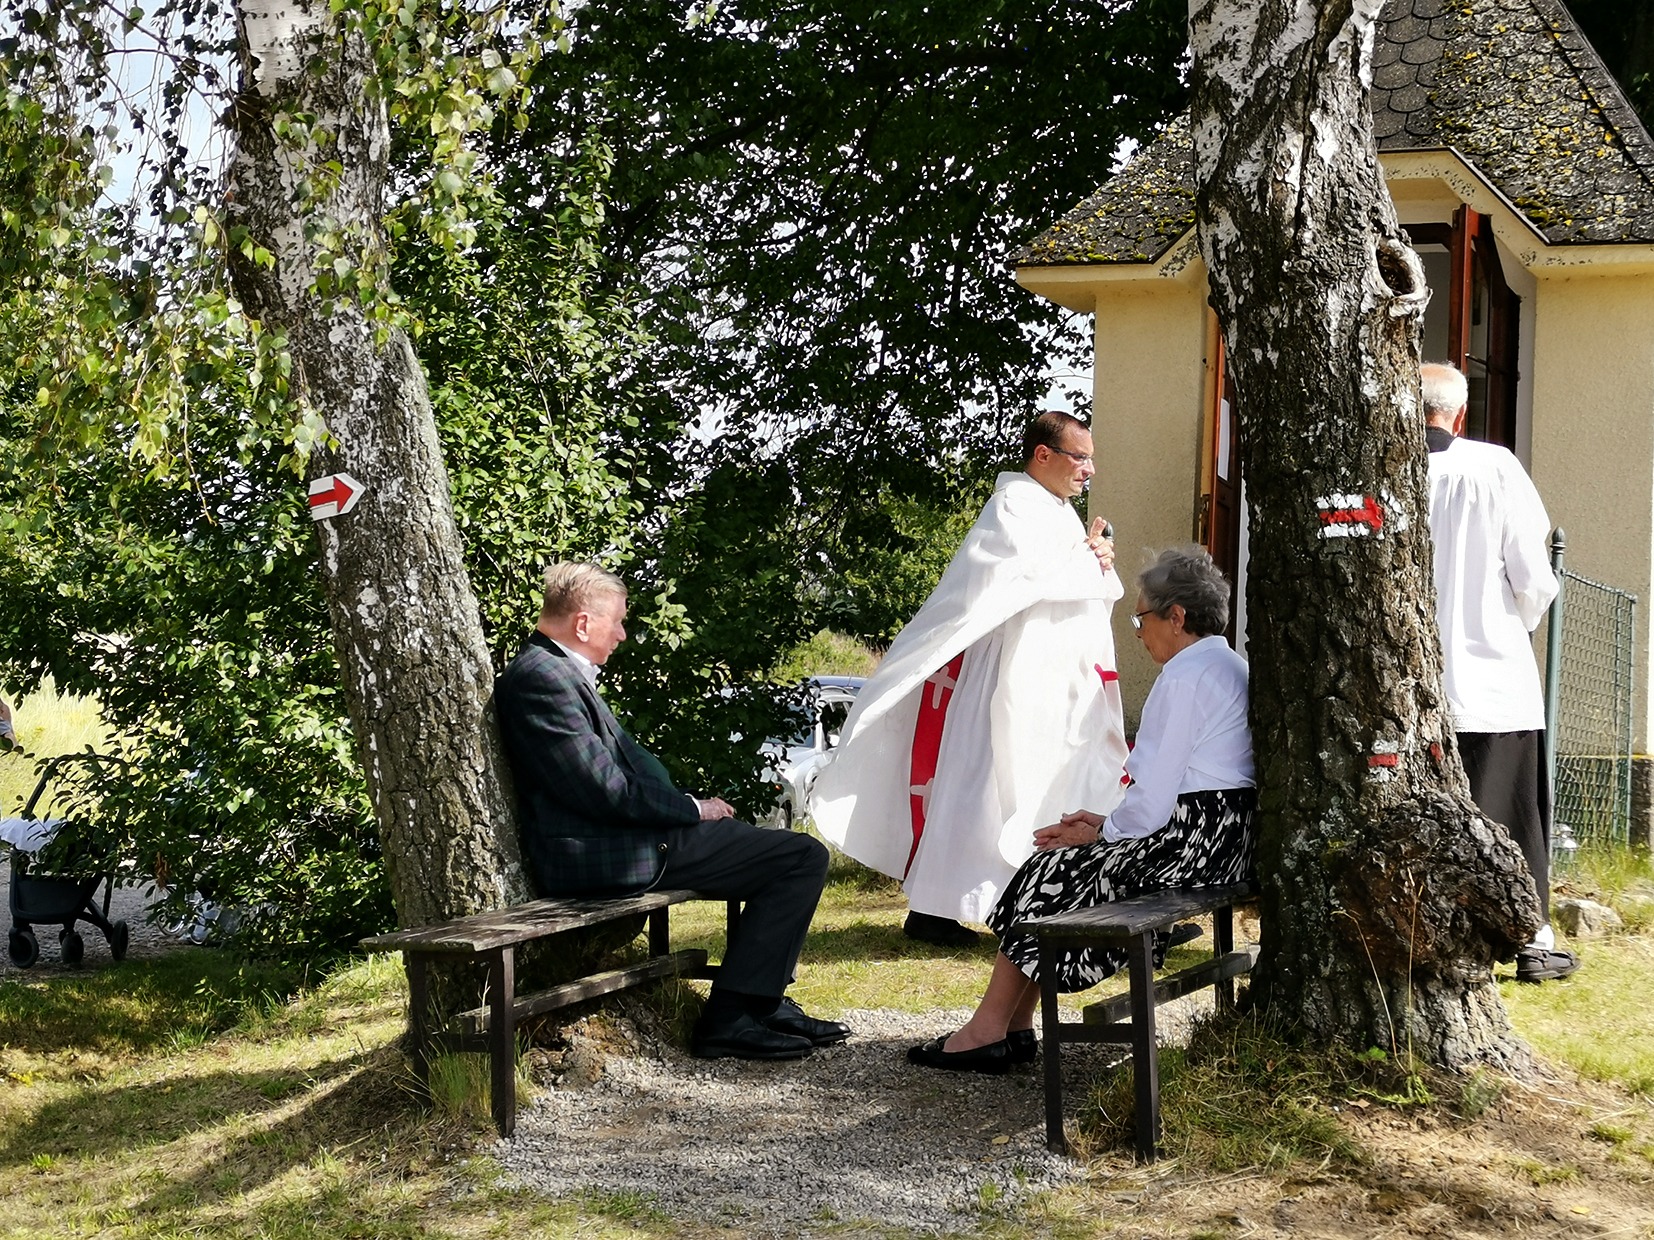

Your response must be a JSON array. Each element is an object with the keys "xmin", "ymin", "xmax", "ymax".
[
  {"xmin": 1152, "ymin": 921, "xmax": 1203, "ymax": 967},
  {"xmin": 691, "ymin": 1012, "xmax": 814, "ymax": 1060},
  {"xmin": 903, "ymin": 911, "xmax": 983, "ymax": 947},
  {"xmin": 762, "ymin": 996, "xmax": 851, "ymax": 1046},
  {"xmin": 907, "ymin": 1033, "xmax": 1011, "ymax": 1075}
]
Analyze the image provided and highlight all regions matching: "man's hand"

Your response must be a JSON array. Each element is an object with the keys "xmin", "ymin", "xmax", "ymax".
[
  {"xmin": 697, "ymin": 796, "xmax": 737, "ymax": 821},
  {"xmin": 1033, "ymin": 809, "xmax": 1104, "ymax": 850},
  {"xmin": 1086, "ymin": 517, "xmax": 1115, "ymax": 572}
]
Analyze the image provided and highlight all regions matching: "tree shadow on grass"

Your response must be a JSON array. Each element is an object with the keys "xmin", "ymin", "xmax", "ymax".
[
  {"xmin": 0, "ymin": 951, "xmax": 295, "ymax": 1061},
  {"xmin": 0, "ymin": 1036, "xmax": 432, "ymax": 1214}
]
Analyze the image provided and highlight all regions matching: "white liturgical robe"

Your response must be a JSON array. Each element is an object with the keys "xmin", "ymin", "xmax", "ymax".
[
  {"xmin": 1427, "ymin": 436, "xmax": 1558, "ymax": 733},
  {"xmin": 810, "ymin": 471, "xmax": 1130, "ymax": 923}
]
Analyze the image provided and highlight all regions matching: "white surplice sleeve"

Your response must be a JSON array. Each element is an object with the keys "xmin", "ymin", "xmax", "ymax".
[{"xmin": 1498, "ymin": 457, "xmax": 1559, "ymax": 633}]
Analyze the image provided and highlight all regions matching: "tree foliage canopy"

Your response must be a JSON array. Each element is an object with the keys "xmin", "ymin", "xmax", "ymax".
[{"xmin": 0, "ymin": 0, "xmax": 1187, "ymax": 960}]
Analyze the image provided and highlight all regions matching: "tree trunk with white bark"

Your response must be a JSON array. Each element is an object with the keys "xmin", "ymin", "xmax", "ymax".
[
  {"xmin": 225, "ymin": 0, "xmax": 530, "ymax": 931},
  {"xmin": 1188, "ymin": 0, "xmax": 1539, "ymax": 1068}
]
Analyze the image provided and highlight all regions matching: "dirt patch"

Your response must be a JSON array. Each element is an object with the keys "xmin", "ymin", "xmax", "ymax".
[{"xmin": 1085, "ymin": 1069, "xmax": 1654, "ymax": 1239}]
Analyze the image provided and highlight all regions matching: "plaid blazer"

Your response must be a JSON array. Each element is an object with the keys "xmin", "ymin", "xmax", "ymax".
[{"xmin": 494, "ymin": 632, "xmax": 699, "ymax": 895}]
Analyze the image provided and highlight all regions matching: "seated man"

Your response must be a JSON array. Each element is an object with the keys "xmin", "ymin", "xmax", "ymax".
[{"xmin": 494, "ymin": 561, "xmax": 848, "ymax": 1060}]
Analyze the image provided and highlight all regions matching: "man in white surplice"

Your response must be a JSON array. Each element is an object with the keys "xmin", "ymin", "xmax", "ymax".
[
  {"xmin": 811, "ymin": 412, "xmax": 1130, "ymax": 945},
  {"xmin": 1422, "ymin": 362, "xmax": 1574, "ymax": 984}
]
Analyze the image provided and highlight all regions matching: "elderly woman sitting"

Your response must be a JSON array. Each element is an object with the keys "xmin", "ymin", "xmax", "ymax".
[{"xmin": 909, "ymin": 545, "xmax": 1256, "ymax": 1074}]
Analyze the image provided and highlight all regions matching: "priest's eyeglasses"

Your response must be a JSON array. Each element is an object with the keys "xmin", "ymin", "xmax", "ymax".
[{"xmin": 1051, "ymin": 448, "xmax": 1094, "ymax": 465}]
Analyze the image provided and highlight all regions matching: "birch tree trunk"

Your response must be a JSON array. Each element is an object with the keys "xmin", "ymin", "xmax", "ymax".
[
  {"xmin": 225, "ymin": 0, "xmax": 530, "ymax": 928},
  {"xmin": 1188, "ymin": 0, "xmax": 1539, "ymax": 1068}
]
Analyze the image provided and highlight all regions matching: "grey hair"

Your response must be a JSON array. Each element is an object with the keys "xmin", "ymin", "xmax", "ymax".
[
  {"xmin": 1137, "ymin": 545, "xmax": 1230, "ymax": 638},
  {"xmin": 1420, "ymin": 362, "xmax": 1468, "ymax": 421},
  {"xmin": 541, "ymin": 562, "xmax": 626, "ymax": 620}
]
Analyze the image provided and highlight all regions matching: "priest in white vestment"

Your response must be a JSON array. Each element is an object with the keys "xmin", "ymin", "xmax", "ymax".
[
  {"xmin": 811, "ymin": 412, "xmax": 1130, "ymax": 944},
  {"xmin": 1422, "ymin": 362, "xmax": 1573, "ymax": 984}
]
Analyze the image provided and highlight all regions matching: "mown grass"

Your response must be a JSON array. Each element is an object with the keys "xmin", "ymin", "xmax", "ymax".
[{"xmin": 1499, "ymin": 845, "xmax": 1654, "ymax": 1096}]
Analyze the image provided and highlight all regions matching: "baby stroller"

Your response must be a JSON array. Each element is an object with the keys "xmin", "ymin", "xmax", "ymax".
[{"xmin": 4, "ymin": 753, "xmax": 129, "ymax": 968}]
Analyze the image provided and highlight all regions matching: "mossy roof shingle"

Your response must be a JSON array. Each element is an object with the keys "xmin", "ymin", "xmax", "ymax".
[{"xmin": 1015, "ymin": 0, "xmax": 1654, "ymax": 267}]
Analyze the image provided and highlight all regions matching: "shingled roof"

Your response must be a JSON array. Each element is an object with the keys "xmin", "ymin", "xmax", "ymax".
[{"xmin": 1014, "ymin": 0, "xmax": 1654, "ymax": 267}]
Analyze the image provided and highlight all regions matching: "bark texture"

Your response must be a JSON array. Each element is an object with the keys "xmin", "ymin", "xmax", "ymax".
[
  {"xmin": 226, "ymin": 0, "xmax": 530, "ymax": 929},
  {"xmin": 1188, "ymin": 0, "xmax": 1540, "ymax": 1068}
]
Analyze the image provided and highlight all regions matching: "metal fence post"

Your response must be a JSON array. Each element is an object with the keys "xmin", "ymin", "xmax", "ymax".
[{"xmin": 1544, "ymin": 527, "xmax": 1565, "ymax": 806}]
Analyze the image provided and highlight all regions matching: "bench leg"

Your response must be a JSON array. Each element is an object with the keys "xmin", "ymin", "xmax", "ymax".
[
  {"xmin": 406, "ymin": 951, "xmax": 432, "ymax": 1102},
  {"xmin": 1126, "ymin": 931, "xmax": 1160, "ymax": 1162},
  {"xmin": 487, "ymin": 946, "xmax": 517, "ymax": 1139},
  {"xmin": 1039, "ymin": 938, "xmax": 1066, "ymax": 1154},
  {"xmin": 648, "ymin": 905, "xmax": 669, "ymax": 957},
  {"xmin": 1213, "ymin": 904, "xmax": 1236, "ymax": 1015}
]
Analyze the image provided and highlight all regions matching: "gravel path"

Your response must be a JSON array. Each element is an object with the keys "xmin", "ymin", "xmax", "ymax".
[
  {"xmin": 0, "ymin": 872, "xmax": 185, "ymax": 976},
  {"xmin": 496, "ymin": 996, "xmax": 1216, "ymax": 1237}
]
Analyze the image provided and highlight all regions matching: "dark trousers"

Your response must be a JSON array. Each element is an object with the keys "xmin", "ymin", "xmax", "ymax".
[
  {"xmin": 658, "ymin": 820, "xmax": 828, "ymax": 999},
  {"xmin": 1459, "ymin": 729, "xmax": 1551, "ymax": 920}
]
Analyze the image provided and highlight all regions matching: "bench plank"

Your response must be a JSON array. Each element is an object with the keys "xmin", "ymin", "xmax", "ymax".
[
  {"xmin": 1018, "ymin": 883, "xmax": 1257, "ymax": 940},
  {"xmin": 454, "ymin": 949, "xmax": 711, "ymax": 1034},
  {"xmin": 1082, "ymin": 947, "xmax": 1258, "ymax": 1027},
  {"xmin": 361, "ymin": 889, "xmax": 705, "ymax": 954}
]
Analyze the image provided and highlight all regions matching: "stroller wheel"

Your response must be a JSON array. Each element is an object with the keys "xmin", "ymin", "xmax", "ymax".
[
  {"xmin": 8, "ymin": 928, "xmax": 39, "ymax": 968},
  {"xmin": 109, "ymin": 920, "xmax": 129, "ymax": 961},
  {"xmin": 59, "ymin": 928, "xmax": 85, "ymax": 966}
]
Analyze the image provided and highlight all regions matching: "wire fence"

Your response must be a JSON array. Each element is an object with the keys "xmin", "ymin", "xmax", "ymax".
[{"xmin": 1545, "ymin": 531, "xmax": 1637, "ymax": 855}]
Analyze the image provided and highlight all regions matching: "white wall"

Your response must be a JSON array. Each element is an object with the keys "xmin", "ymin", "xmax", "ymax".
[
  {"xmin": 1527, "ymin": 271, "xmax": 1654, "ymax": 750},
  {"xmin": 1088, "ymin": 273, "xmax": 1212, "ymax": 728}
]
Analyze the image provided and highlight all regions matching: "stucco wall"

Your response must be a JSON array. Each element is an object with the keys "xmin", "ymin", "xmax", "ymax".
[
  {"xmin": 1088, "ymin": 276, "xmax": 1211, "ymax": 730},
  {"xmin": 1527, "ymin": 271, "xmax": 1654, "ymax": 751}
]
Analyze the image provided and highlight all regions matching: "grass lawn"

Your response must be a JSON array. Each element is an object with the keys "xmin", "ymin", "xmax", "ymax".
[{"xmin": 0, "ymin": 852, "xmax": 1651, "ymax": 1238}]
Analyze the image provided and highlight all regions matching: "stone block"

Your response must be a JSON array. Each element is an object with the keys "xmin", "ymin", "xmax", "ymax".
[{"xmin": 1552, "ymin": 896, "xmax": 1623, "ymax": 938}]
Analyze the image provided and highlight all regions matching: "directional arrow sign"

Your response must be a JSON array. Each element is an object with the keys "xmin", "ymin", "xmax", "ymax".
[{"xmin": 308, "ymin": 472, "xmax": 364, "ymax": 521}]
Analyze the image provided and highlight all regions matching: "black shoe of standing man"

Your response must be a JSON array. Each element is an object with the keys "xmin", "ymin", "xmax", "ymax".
[
  {"xmin": 690, "ymin": 1012, "xmax": 814, "ymax": 1060},
  {"xmin": 903, "ymin": 911, "xmax": 983, "ymax": 948}
]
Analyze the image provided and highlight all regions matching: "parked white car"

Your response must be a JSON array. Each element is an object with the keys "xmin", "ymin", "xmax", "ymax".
[{"xmin": 764, "ymin": 676, "xmax": 864, "ymax": 828}]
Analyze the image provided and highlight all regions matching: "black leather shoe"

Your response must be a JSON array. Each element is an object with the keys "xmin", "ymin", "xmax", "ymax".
[
  {"xmin": 907, "ymin": 1033, "xmax": 1011, "ymax": 1075},
  {"xmin": 762, "ymin": 996, "xmax": 851, "ymax": 1046},
  {"xmin": 1006, "ymin": 1027, "xmax": 1037, "ymax": 1064},
  {"xmin": 903, "ymin": 911, "xmax": 983, "ymax": 947},
  {"xmin": 691, "ymin": 1012, "xmax": 814, "ymax": 1060},
  {"xmin": 1152, "ymin": 921, "xmax": 1203, "ymax": 967}
]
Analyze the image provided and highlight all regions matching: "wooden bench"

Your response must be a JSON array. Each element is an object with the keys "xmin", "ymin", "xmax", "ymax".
[
  {"xmin": 1014, "ymin": 882, "xmax": 1259, "ymax": 1161},
  {"xmin": 361, "ymin": 889, "xmax": 732, "ymax": 1138}
]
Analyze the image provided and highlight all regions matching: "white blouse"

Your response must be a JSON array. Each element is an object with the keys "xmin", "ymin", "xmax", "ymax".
[{"xmin": 1102, "ymin": 635, "xmax": 1254, "ymax": 842}]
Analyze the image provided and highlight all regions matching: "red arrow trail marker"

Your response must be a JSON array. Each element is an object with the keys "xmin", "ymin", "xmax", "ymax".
[
  {"xmin": 1316, "ymin": 492, "xmax": 1384, "ymax": 539},
  {"xmin": 308, "ymin": 472, "xmax": 364, "ymax": 521}
]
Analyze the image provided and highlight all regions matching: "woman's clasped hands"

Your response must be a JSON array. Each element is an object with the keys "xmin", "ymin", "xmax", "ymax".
[{"xmin": 1032, "ymin": 809, "xmax": 1104, "ymax": 851}]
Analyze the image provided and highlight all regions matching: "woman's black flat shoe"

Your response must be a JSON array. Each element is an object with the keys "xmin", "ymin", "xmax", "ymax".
[
  {"xmin": 1007, "ymin": 1027, "xmax": 1037, "ymax": 1064},
  {"xmin": 907, "ymin": 1034, "xmax": 1011, "ymax": 1074}
]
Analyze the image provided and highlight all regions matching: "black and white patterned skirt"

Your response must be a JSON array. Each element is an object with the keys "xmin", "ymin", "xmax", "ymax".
[{"xmin": 987, "ymin": 787, "xmax": 1257, "ymax": 994}]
